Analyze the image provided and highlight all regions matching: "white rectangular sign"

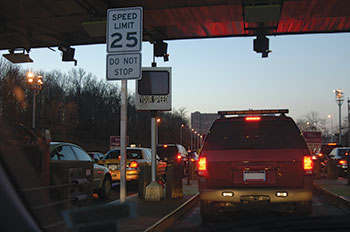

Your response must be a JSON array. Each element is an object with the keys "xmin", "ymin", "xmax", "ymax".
[
  {"xmin": 107, "ymin": 7, "xmax": 142, "ymax": 53},
  {"xmin": 107, "ymin": 53, "xmax": 141, "ymax": 80}
]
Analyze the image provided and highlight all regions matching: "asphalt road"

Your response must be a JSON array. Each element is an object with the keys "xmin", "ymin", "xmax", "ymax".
[
  {"xmin": 93, "ymin": 181, "xmax": 139, "ymax": 205},
  {"xmin": 167, "ymin": 191, "xmax": 350, "ymax": 232}
]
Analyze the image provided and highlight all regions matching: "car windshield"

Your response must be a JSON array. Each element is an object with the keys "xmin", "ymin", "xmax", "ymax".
[{"xmin": 204, "ymin": 118, "xmax": 307, "ymax": 150}]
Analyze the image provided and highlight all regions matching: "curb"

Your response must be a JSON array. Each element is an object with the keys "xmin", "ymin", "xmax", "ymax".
[
  {"xmin": 144, "ymin": 193, "xmax": 199, "ymax": 232},
  {"xmin": 313, "ymin": 184, "xmax": 350, "ymax": 210}
]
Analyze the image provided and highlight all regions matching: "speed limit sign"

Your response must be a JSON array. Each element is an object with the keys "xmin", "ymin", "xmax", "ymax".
[{"xmin": 107, "ymin": 7, "xmax": 142, "ymax": 53}]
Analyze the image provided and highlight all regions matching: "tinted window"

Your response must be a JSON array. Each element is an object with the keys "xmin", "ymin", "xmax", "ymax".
[
  {"xmin": 204, "ymin": 118, "xmax": 307, "ymax": 150},
  {"xmin": 72, "ymin": 146, "xmax": 92, "ymax": 161},
  {"xmin": 138, "ymin": 71, "xmax": 169, "ymax": 95},
  {"xmin": 52, "ymin": 145, "xmax": 76, "ymax": 160},
  {"xmin": 337, "ymin": 149, "xmax": 350, "ymax": 158},
  {"xmin": 105, "ymin": 150, "xmax": 120, "ymax": 159},
  {"xmin": 157, "ymin": 146, "xmax": 178, "ymax": 161}
]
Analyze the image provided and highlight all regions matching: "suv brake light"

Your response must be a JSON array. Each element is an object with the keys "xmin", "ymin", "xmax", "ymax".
[
  {"xmin": 245, "ymin": 116, "xmax": 261, "ymax": 121},
  {"xmin": 304, "ymin": 156, "xmax": 313, "ymax": 174},
  {"xmin": 339, "ymin": 160, "xmax": 347, "ymax": 165},
  {"xmin": 198, "ymin": 157, "xmax": 208, "ymax": 176}
]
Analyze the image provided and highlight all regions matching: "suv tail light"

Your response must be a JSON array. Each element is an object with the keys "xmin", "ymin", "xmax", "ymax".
[
  {"xmin": 129, "ymin": 161, "xmax": 138, "ymax": 169},
  {"xmin": 198, "ymin": 157, "xmax": 208, "ymax": 176},
  {"xmin": 304, "ymin": 156, "xmax": 313, "ymax": 174},
  {"xmin": 339, "ymin": 160, "xmax": 347, "ymax": 165},
  {"xmin": 177, "ymin": 154, "xmax": 182, "ymax": 162}
]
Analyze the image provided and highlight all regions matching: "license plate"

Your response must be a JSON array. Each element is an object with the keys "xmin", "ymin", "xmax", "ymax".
[{"xmin": 243, "ymin": 170, "xmax": 266, "ymax": 182}]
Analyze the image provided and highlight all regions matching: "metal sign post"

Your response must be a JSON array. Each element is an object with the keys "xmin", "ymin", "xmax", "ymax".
[
  {"xmin": 106, "ymin": 7, "xmax": 143, "ymax": 203},
  {"xmin": 151, "ymin": 111, "xmax": 157, "ymax": 182},
  {"xmin": 120, "ymin": 80, "xmax": 127, "ymax": 202},
  {"xmin": 136, "ymin": 67, "xmax": 172, "ymax": 201}
]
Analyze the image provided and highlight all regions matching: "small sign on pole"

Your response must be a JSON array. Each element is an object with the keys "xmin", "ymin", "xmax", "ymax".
[{"xmin": 135, "ymin": 67, "xmax": 172, "ymax": 111}]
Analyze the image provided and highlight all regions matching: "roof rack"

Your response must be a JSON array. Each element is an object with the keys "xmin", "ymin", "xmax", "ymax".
[{"xmin": 218, "ymin": 109, "xmax": 289, "ymax": 117}]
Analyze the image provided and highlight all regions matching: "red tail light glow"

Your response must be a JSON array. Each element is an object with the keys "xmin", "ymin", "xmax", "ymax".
[
  {"xmin": 198, "ymin": 157, "xmax": 208, "ymax": 176},
  {"xmin": 339, "ymin": 160, "xmax": 347, "ymax": 165},
  {"xmin": 129, "ymin": 161, "xmax": 138, "ymax": 169},
  {"xmin": 177, "ymin": 154, "xmax": 182, "ymax": 161},
  {"xmin": 245, "ymin": 116, "xmax": 261, "ymax": 122},
  {"xmin": 304, "ymin": 156, "xmax": 313, "ymax": 174}
]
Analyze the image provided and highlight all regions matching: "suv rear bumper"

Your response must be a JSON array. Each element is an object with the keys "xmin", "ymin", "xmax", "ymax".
[{"xmin": 200, "ymin": 188, "xmax": 312, "ymax": 203}]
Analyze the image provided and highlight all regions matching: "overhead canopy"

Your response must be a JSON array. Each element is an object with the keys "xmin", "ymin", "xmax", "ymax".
[{"xmin": 1, "ymin": 0, "xmax": 350, "ymax": 51}]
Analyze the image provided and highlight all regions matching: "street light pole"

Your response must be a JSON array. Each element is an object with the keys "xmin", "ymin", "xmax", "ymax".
[
  {"xmin": 334, "ymin": 89, "xmax": 344, "ymax": 145},
  {"xmin": 27, "ymin": 72, "xmax": 43, "ymax": 129},
  {"xmin": 32, "ymin": 90, "xmax": 36, "ymax": 128},
  {"xmin": 348, "ymin": 99, "xmax": 350, "ymax": 147},
  {"xmin": 328, "ymin": 114, "xmax": 333, "ymax": 142},
  {"xmin": 180, "ymin": 124, "xmax": 184, "ymax": 145},
  {"xmin": 191, "ymin": 129, "xmax": 194, "ymax": 150}
]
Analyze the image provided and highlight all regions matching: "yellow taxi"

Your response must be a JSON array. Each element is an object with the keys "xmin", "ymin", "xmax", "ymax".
[{"xmin": 98, "ymin": 147, "xmax": 166, "ymax": 182}]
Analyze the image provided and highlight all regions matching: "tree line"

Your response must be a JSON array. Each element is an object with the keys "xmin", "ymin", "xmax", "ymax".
[{"xmin": 0, "ymin": 58, "xmax": 190, "ymax": 152}]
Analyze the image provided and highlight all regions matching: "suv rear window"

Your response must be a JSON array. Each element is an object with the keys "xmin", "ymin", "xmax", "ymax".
[
  {"xmin": 337, "ymin": 148, "xmax": 350, "ymax": 158},
  {"xmin": 204, "ymin": 117, "xmax": 307, "ymax": 150},
  {"xmin": 157, "ymin": 145, "xmax": 177, "ymax": 161},
  {"xmin": 105, "ymin": 149, "xmax": 143, "ymax": 159}
]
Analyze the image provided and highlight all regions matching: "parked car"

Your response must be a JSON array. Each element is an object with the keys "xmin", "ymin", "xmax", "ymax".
[
  {"xmin": 98, "ymin": 147, "xmax": 167, "ymax": 182},
  {"xmin": 328, "ymin": 147, "xmax": 350, "ymax": 177},
  {"xmin": 50, "ymin": 142, "xmax": 112, "ymax": 199},
  {"xmin": 88, "ymin": 152, "xmax": 104, "ymax": 162},
  {"xmin": 157, "ymin": 144, "xmax": 188, "ymax": 175},
  {"xmin": 198, "ymin": 109, "xmax": 313, "ymax": 222}
]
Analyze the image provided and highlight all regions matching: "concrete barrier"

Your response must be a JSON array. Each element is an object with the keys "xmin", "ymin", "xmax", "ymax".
[
  {"xmin": 166, "ymin": 164, "xmax": 183, "ymax": 199},
  {"xmin": 138, "ymin": 164, "xmax": 151, "ymax": 199},
  {"xmin": 327, "ymin": 160, "xmax": 338, "ymax": 179},
  {"xmin": 314, "ymin": 159, "xmax": 321, "ymax": 179}
]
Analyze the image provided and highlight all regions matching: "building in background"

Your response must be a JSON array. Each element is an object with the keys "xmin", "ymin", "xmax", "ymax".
[{"xmin": 191, "ymin": 111, "xmax": 220, "ymax": 135}]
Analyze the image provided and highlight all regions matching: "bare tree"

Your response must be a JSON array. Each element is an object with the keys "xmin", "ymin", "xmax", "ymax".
[{"xmin": 296, "ymin": 111, "xmax": 326, "ymax": 132}]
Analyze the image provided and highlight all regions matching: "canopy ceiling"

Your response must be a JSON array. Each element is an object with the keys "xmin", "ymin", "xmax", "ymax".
[{"xmin": 0, "ymin": 0, "xmax": 349, "ymax": 51}]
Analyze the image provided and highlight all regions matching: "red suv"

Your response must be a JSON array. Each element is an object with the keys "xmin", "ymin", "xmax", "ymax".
[{"xmin": 198, "ymin": 109, "xmax": 313, "ymax": 222}]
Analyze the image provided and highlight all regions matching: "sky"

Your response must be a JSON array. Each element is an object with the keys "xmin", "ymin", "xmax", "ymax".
[{"xmin": 3, "ymin": 33, "xmax": 350, "ymax": 129}]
